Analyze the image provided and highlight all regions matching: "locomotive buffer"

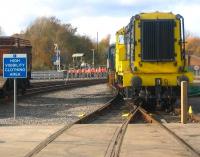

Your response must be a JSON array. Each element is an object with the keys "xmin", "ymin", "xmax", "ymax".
[{"xmin": 3, "ymin": 54, "xmax": 27, "ymax": 120}]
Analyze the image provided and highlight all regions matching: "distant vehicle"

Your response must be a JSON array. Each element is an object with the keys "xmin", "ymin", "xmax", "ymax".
[
  {"xmin": 108, "ymin": 12, "xmax": 193, "ymax": 110},
  {"xmin": 0, "ymin": 37, "xmax": 32, "ymax": 98}
]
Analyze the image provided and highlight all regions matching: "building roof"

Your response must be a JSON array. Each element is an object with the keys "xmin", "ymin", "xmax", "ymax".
[
  {"xmin": 0, "ymin": 36, "xmax": 31, "ymax": 47},
  {"xmin": 72, "ymin": 53, "xmax": 84, "ymax": 57}
]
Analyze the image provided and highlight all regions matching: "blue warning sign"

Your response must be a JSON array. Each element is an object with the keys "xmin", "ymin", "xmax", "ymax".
[{"xmin": 3, "ymin": 54, "xmax": 27, "ymax": 78}]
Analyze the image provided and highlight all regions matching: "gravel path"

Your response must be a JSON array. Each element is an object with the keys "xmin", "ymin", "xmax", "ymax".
[{"xmin": 0, "ymin": 84, "xmax": 113, "ymax": 125}]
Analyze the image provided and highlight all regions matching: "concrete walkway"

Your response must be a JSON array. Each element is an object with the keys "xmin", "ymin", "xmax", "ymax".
[
  {"xmin": 0, "ymin": 124, "xmax": 199, "ymax": 157},
  {"xmin": 0, "ymin": 125, "xmax": 63, "ymax": 157}
]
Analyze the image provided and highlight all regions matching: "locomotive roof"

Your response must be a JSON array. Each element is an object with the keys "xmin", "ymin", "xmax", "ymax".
[{"xmin": 0, "ymin": 36, "xmax": 32, "ymax": 47}]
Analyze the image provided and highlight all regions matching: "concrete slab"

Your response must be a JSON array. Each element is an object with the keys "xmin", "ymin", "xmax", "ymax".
[
  {"xmin": 0, "ymin": 125, "xmax": 63, "ymax": 157},
  {"xmin": 166, "ymin": 124, "xmax": 200, "ymax": 153},
  {"xmin": 35, "ymin": 124, "xmax": 120, "ymax": 157},
  {"xmin": 0, "ymin": 124, "xmax": 199, "ymax": 157},
  {"xmin": 120, "ymin": 124, "xmax": 200, "ymax": 157}
]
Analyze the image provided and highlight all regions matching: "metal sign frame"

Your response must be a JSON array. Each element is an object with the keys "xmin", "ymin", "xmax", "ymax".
[
  {"xmin": 3, "ymin": 53, "xmax": 27, "ymax": 120},
  {"xmin": 3, "ymin": 54, "xmax": 27, "ymax": 78}
]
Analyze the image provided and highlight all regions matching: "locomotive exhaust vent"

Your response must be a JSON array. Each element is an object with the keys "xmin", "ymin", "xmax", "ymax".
[{"xmin": 141, "ymin": 20, "xmax": 175, "ymax": 61}]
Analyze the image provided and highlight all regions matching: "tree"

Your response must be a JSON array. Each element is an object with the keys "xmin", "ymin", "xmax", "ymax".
[
  {"xmin": 95, "ymin": 35, "xmax": 110, "ymax": 65},
  {"xmin": 23, "ymin": 17, "xmax": 81, "ymax": 69},
  {"xmin": 17, "ymin": 16, "xmax": 110, "ymax": 69},
  {"xmin": 186, "ymin": 36, "xmax": 200, "ymax": 56}
]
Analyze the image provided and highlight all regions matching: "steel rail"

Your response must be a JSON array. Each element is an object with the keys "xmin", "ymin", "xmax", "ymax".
[
  {"xmin": 104, "ymin": 104, "xmax": 140, "ymax": 157},
  {"xmin": 23, "ymin": 95, "xmax": 118, "ymax": 157},
  {"xmin": 1, "ymin": 79, "xmax": 106, "ymax": 101},
  {"xmin": 30, "ymin": 79, "xmax": 105, "ymax": 87},
  {"xmin": 23, "ymin": 79, "xmax": 106, "ymax": 96},
  {"xmin": 138, "ymin": 106, "xmax": 200, "ymax": 157}
]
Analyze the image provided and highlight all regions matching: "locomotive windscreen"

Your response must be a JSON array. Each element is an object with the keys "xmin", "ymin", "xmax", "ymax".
[{"xmin": 141, "ymin": 20, "xmax": 175, "ymax": 61}]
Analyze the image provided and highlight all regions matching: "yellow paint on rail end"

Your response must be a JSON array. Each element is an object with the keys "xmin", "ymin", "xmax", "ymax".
[
  {"xmin": 78, "ymin": 113, "xmax": 86, "ymax": 118},
  {"xmin": 122, "ymin": 113, "xmax": 129, "ymax": 117}
]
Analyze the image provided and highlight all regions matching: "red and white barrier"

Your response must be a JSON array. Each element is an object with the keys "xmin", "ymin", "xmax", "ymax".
[{"xmin": 65, "ymin": 68, "xmax": 107, "ymax": 79}]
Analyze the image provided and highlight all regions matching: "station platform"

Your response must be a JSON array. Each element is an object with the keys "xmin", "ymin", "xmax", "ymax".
[{"xmin": 0, "ymin": 124, "xmax": 199, "ymax": 157}]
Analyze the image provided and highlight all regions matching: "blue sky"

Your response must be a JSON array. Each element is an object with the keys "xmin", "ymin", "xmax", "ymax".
[{"xmin": 0, "ymin": 0, "xmax": 200, "ymax": 42}]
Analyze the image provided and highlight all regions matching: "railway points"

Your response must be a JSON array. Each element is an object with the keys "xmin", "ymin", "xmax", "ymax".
[
  {"xmin": 0, "ymin": 82, "xmax": 199, "ymax": 157},
  {"xmin": 21, "ymin": 95, "xmax": 200, "ymax": 157},
  {"xmin": 120, "ymin": 124, "xmax": 200, "ymax": 157}
]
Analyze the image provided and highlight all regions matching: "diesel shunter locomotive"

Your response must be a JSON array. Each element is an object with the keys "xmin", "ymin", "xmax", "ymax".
[{"xmin": 107, "ymin": 12, "xmax": 193, "ymax": 110}]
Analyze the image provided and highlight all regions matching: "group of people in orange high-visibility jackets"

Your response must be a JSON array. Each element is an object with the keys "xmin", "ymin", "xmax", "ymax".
[{"xmin": 66, "ymin": 67, "xmax": 107, "ymax": 78}]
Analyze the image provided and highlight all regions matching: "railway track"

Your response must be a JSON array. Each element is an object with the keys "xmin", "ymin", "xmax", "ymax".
[
  {"xmin": 24, "ymin": 94, "xmax": 200, "ymax": 157},
  {"xmin": 104, "ymin": 104, "xmax": 140, "ymax": 157},
  {"xmin": 29, "ymin": 79, "xmax": 106, "ymax": 94},
  {"xmin": 24, "ymin": 94, "xmax": 120, "ymax": 157},
  {"xmin": 103, "ymin": 105, "xmax": 200, "ymax": 157},
  {"xmin": 30, "ymin": 79, "xmax": 98, "ymax": 88},
  {"xmin": 15, "ymin": 79, "xmax": 106, "ymax": 97},
  {"xmin": 137, "ymin": 107, "xmax": 200, "ymax": 157}
]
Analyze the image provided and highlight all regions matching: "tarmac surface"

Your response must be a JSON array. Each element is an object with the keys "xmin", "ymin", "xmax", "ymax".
[{"xmin": 0, "ymin": 124, "xmax": 199, "ymax": 157}]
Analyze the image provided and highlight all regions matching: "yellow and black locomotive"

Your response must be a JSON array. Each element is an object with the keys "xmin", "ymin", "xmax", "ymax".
[{"xmin": 107, "ymin": 12, "xmax": 193, "ymax": 110}]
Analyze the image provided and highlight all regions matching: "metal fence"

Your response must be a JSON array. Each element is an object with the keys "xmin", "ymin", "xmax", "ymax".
[
  {"xmin": 31, "ymin": 71, "xmax": 64, "ymax": 80},
  {"xmin": 31, "ymin": 67, "xmax": 200, "ymax": 81},
  {"xmin": 31, "ymin": 70, "xmax": 107, "ymax": 80}
]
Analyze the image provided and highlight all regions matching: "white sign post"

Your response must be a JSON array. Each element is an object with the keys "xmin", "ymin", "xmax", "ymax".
[
  {"xmin": 14, "ymin": 78, "xmax": 16, "ymax": 119},
  {"xmin": 3, "ymin": 54, "xmax": 27, "ymax": 120}
]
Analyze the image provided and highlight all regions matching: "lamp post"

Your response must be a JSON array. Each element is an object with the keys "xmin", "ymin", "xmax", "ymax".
[
  {"xmin": 91, "ymin": 49, "xmax": 95, "ymax": 68},
  {"xmin": 54, "ymin": 43, "xmax": 61, "ymax": 71}
]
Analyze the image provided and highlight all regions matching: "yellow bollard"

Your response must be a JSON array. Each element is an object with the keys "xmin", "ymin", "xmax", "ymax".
[
  {"xmin": 188, "ymin": 105, "xmax": 193, "ymax": 115},
  {"xmin": 188, "ymin": 105, "xmax": 193, "ymax": 120},
  {"xmin": 78, "ymin": 113, "xmax": 85, "ymax": 118},
  {"xmin": 122, "ymin": 112, "xmax": 129, "ymax": 117}
]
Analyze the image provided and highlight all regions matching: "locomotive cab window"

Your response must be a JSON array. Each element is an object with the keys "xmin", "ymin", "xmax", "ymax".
[
  {"xmin": 118, "ymin": 35, "xmax": 124, "ymax": 44},
  {"xmin": 124, "ymin": 23, "xmax": 135, "ymax": 60},
  {"xmin": 141, "ymin": 20, "xmax": 175, "ymax": 61}
]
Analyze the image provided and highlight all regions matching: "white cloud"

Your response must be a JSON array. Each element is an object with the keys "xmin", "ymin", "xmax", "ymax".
[
  {"xmin": 0, "ymin": 0, "xmax": 200, "ymax": 40},
  {"xmin": 69, "ymin": 16, "xmax": 130, "ymax": 43},
  {"xmin": 69, "ymin": 1, "xmax": 200, "ymax": 43},
  {"xmin": 118, "ymin": 0, "xmax": 170, "ymax": 6},
  {"xmin": 0, "ymin": 0, "xmax": 54, "ymax": 35},
  {"xmin": 118, "ymin": 0, "xmax": 151, "ymax": 5},
  {"xmin": 173, "ymin": 3, "xmax": 200, "ymax": 36}
]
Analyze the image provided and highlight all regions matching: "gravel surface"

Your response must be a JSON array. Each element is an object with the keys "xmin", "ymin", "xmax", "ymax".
[{"xmin": 0, "ymin": 84, "xmax": 113, "ymax": 125}]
